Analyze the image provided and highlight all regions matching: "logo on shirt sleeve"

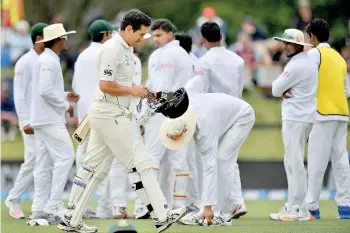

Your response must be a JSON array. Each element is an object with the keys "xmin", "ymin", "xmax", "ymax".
[
  {"xmin": 283, "ymin": 71, "xmax": 290, "ymax": 78},
  {"xmin": 104, "ymin": 69, "xmax": 113, "ymax": 76}
]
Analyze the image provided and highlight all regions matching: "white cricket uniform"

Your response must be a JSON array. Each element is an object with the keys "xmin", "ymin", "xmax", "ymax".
[
  {"xmin": 96, "ymin": 54, "xmax": 143, "ymax": 216},
  {"xmin": 307, "ymin": 43, "xmax": 350, "ymax": 210},
  {"xmin": 72, "ymin": 42, "xmax": 103, "ymax": 169},
  {"xmin": 65, "ymin": 33, "xmax": 171, "ymax": 226},
  {"xmin": 30, "ymin": 48, "xmax": 75, "ymax": 213},
  {"xmin": 190, "ymin": 46, "xmax": 244, "ymax": 97},
  {"xmin": 145, "ymin": 40, "xmax": 194, "ymax": 208},
  {"xmin": 7, "ymin": 49, "xmax": 38, "ymax": 203},
  {"xmin": 187, "ymin": 93, "xmax": 254, "ymax": 210},
  {"xmin": 186, "ymin": 46, "xmax": 245, "ymax": 211},
  {"xmin": 272, "ymin": 50, "xmax": 318, "ymax": 214}
]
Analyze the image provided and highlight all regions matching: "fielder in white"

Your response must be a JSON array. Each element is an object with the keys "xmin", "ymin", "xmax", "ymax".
[
  {"xmin": 305, "ymin": 18, "xmax": 350, "ymax": 219},
  {"xmin": 269, "ymin": 29, "xmax": 318, "ymax": 221},
  {"xmin": 173, "ymin": 32, "xmax": 202, "ymax": 213},
  {"xmin": 5, "ymin": 22, "xmax": 48, "ymax": 220},
  {"xmin": 30, "ymin": 23, "xmax": 79, "ymax": 221},
  {"xmin": 58, "ymin": 10, "xmax": 187, "ymax": 233},
  {"xmin": 138, "ymin": 19, "xmax": 194, "ymax": 216},
  {"xmin": 186, "ymin": 21, "xmax": 247, "ymax": 218},
  {"xmin": 159, "ymin": 90, "xmax": 255, "ymax": 226},
  {"xmin": 72, "ymin": 19, "xmax": 114, "ymax": 219}
]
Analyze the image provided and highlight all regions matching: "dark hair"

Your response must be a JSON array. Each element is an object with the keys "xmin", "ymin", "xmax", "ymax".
[
  {"xmin": 31, "ymin": 36, "xmax": 36, "ymax": 44},
  {"xmin": 31, "ymin": 35, "xmax": 44, "ymax": 44},
  {"xmin": 200, "ymin": 22, "xmax": 221, "ymax": 42},
  {"xmin": 175, "ymin": 32, "xmax": 192, "ymax": 53},
  {"xmin": 306, "ymin": 18, "xmax": 330, "ymax": 43},
  {"xmin": 44, "ymin": 38, "xmax": 59, "ymax": 49},
  {"xmin": 92, "ymin": 33, "xmax": 105, "ymax": 43},
  {"xmin": 151, "ymin": 19, "xmax": 177, "ymax": 33},
  {"xmin": 120, "ymin": 9, "xmax": 151, "ymax": 31}
]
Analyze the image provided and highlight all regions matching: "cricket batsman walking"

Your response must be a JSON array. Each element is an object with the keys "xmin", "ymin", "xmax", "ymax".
[{"xmin": 58, "ymin": 10, "xmax": 187, "ymax": 233}]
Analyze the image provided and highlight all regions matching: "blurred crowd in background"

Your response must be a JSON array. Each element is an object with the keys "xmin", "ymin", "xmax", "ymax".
[{"xmin": 1, "ymin": 0, "xmax": 350, "ymax": 142}]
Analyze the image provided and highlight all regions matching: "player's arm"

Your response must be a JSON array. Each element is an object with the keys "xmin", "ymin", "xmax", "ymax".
[
  {"xmin": 185, "ymin": 60, "xmax": 210, "ymax": 93},
  {"xmin": 13, "ymin": 60, "xmax": 31, "ymax": 130},
  {"xmin": 272, "ymin": 65, "xmax": 300, "ymax": 97},
  {"xmin": 344, "ymin": 74, "xmax": 350, "ymax": 98},
  {"xmin": 38, "ymin": 61, "xmax": 70, "ymax": 111},
  {"xmin": 237, "ymin": 60, "xmax": 244, "ymax": 99},
  {"xmin": 98, "ymin": 50, "xmax": 147, "ymax": 98}
]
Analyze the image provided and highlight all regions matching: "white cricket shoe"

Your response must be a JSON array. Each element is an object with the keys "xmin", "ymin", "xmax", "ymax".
[
  {"xmin": 45, "ymin": 206, "xmax": 65, "ymax": 223},
  {"xmin": 5, "ymin": 199, "xmax": 25, "ymax": 219},
  {"xmin": 133, "ymin": 205, "xmax": 150, "ymax": 219},
  {"xmin": 113, "ymin": 205, "xmax": 128, "ymax": 219},
  {"xmin": 279, "ymin": 207, "xmax": 311, "ymax": 221},
  {"xmin": 232, "ymin": 203, "xmax": 247, "ymax": 219},
  {"xmin": 83, "ymin": 206, "xmax": 97, "ymax": 219},
  {"xmin": 155, "ymin": 206, "xmax": 188, "ymax": 233},
  {"xmin": 180, "ymin": 207, "xmax": 202, "ymax": 225},
  {"xmin": 269, "ymin": 203, "xmax": 288, "ymax": 220},
  {"xmin": 96, "ymin": 204, "xmax": 112, "ymax": 219},
  {"xmin": 199, "ymin": 213, "xmax": 233, "ymax": 226},
  {"xmin": 58, "ymin": 214, "xmax": 97, "ymax": 233}
]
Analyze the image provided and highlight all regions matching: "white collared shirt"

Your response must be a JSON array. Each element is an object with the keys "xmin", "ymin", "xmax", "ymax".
[
  {"xmin": 93, "ymin": 33, "xmax": 135, "ymax": 109},
  {"xmin": 308, "ymin": 43, "xmax": 350, "ymax": 122},
  {"xmin": 272, "ymin": 51, "xmax": 318, "ymax": 123},
  {"xmin": 13, "ymin": 49, "xmax": 39, "ymax": 130},
  {"xmin": 146, "ymin": 40, "xmax": 194, "ymax": 92},
  {"xmin": 30, "ymin": 48, "xmax": 70, "ymax": 126},
  {"xmin": 186, "ymin": 46, "xmax": 244, "ymax": 98},
  {"xmin": 72, "ymin": 42, "xmax": 103, "ymax": 120}
]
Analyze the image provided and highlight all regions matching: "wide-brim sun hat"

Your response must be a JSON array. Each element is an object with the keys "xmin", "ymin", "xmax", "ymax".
[
  {"xmin": 159, "ymin": 108, "xmax": 196, "ymax": 150},
  {"xmin": 36, "ymin": 23, "xmax": 76, "ymax": 43},
  {"xmin": 273, "ymin": 28, "xmax": 312, "ymax": 46}
]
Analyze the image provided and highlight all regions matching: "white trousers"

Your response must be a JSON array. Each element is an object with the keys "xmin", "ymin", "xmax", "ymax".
[
  {"xmin": 186, "ymin": 139, "xmax": 203, "ymax": 208},
  {"xmin": 6, "ymin": 132, "xmax": 37, "ymax": 202},
  {"xmin": 307, "ymin": 120, "xmax": 350, "ymax": 210},
  {"xmin": 69, "ymin": 102, "xmax": 168, "ymax": 224},
  {"xmin": 282, "ymin": 121, "xmax": 312, "ymax": 214},
  {"xmin": 144, "ymin": 114, "xmax": 189, "ymax": 208},
  {"xmin": 96, "ymin": 159, "xmax": 128, "ymax": 210},
  {"xmin": 216, "ymin": 111, "xmax": 255, "ymax": 214},
  {"xmin": 32, "ymin": 123, "xmax": 75, "ymax": 212}
]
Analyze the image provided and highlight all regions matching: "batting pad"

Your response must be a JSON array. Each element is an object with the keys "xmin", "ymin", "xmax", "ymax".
[{"xmin": 72, "ymin": 114, "xmax": 90, "ymax": 144}]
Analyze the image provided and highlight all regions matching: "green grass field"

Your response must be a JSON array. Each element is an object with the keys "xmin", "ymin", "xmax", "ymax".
[{"xmin": 1, "ymin": 200, "xmax": 350, "ymax": 233}]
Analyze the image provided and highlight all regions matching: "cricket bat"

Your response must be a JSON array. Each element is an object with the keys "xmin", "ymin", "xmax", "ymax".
[{"xmin": 72, "ymin": 114, "xmax": 90, "ymax": 144}]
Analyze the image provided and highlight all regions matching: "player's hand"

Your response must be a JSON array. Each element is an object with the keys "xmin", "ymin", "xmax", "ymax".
[
  {"xmin": 67, "ymin": 105, "xmax": 74, "ymax": 117},
  {"xmin": 140, "ymin": 125, "xmax": 145, "ymax": 136},
  {"xmin": 23, "ymin": 124, "xmax": 34, "ymax": 135},
  {"xmin": 283, "ymin": 88, "xmax": 293, "ymax": 99},
  {"xmin": 67, "ymin": 92, "xmax": 80, "ymax": 102},
  {"xmin": 131, "ymin": 85, "xmax": 148, "ymax": 98},
  {"xmin": 202, "ymin": 206, "xmax": 214, "ymax": 225}
]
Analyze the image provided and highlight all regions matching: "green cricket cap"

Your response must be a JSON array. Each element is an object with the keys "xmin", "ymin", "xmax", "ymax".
[
  {"xmin": 30, "ymin": 23, "xmax": 49, "ymax": 38},
  {"xmin": 89, "ymin": 19, "xmax": 118, "ymax": 37},
  {"xmin": 108, "ymin": 220, "xmax": 137, "ymax": 233}
]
